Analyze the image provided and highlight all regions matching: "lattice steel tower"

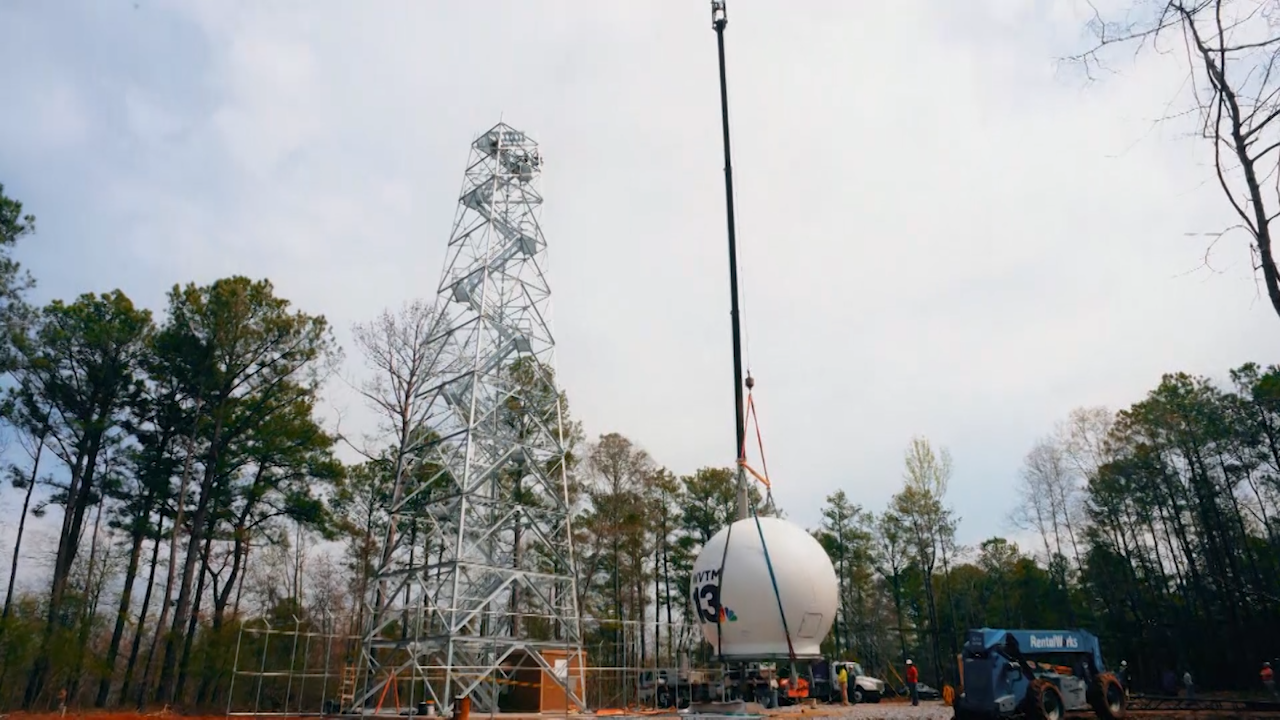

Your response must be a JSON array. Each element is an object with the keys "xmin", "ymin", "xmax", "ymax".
[{"xmin": 354, "ymin": 123, "xmax": 584, "ymax": 716}]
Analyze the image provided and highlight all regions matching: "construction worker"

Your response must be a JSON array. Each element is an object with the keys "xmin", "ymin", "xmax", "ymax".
[
  {"xmin": 837, "ymin": 664, "xmax": 849, "ymax": 705},
  {"xmin": 1119, "ymin": 660, "xmax": 1130, "ymax": 698},
  {"xmin": 1262, "ymin": 662, "xmax": 1275, "ymax": 697},
  {"xmin": 906, "ymin": 659, "xmax": 919, "ymax": 707}
]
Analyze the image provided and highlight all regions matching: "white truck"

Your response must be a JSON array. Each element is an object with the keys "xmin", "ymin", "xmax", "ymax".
[{"xmin": 811, "ymin": 660, "xmax": 887, "ymax": 704}]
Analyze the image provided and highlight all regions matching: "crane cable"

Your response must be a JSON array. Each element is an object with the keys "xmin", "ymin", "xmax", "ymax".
[{"xmin": 712, "ymin": 378, "xmax": 798, "ymax": 672}]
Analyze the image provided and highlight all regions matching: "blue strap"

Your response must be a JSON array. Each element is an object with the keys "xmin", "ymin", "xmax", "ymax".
[
  {"xmin": 712, "ymin": 493, "xmax": 797, "ymax": 674},
  {"xmin": 752, "ymin": 507, "xmax": 797, "ymax": 664}
]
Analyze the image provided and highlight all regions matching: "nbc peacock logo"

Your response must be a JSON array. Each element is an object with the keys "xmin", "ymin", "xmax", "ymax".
[{"xmin": 718, "ymin": 606, "xmax": 738, "ymax": 622}]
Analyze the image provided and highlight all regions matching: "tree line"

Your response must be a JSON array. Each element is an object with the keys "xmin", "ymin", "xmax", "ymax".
[
  {"xmin": 0, "ymin": 181, "xmax": 1276, "ymax": 712},
  {"xmin": 813, "ymin": 376, "xmax": 1280, "ymax": 696}
]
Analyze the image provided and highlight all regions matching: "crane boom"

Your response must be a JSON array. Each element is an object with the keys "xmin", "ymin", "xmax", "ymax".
[{"xmin": 710, "ymin": 0, "xmax": 749, "ymax": 522}]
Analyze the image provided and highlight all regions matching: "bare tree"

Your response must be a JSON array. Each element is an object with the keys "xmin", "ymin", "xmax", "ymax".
[
  {"xmin": 1057, "ymin": 406, "xmax": 1115, "ymax": 480},
  {"xmin": 1011, "ymin": 440, "xmax": 1060, "ymax": 564},
  {"xmin": 1074, "ymin": 0, "xmax": 1280, "ymax": 319},
  {"xmin": 1013, "ymin": 407, "xmax": 1114, "ymax": 572},
  {"xmin": 348, "ymin": 299, "xmax": 447, "ymax": 462},
  {"xmin": 1013, "ymin": 437, "xmax": 1084, "ymax": 569},
  {"xmin": 346, "ymin": 299, "xmax": 448, "ymax": 634},
  {"xmin": 1055, "ymin": 406, "xmax": 1114, "ymax": 559}
]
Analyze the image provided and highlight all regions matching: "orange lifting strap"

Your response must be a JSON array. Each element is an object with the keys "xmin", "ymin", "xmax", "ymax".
[{"xmin": 736, "ymin": 385, "xmax": 772, "ymax": 492}]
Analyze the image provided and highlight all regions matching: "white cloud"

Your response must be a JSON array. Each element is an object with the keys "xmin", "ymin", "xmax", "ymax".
[
  {"xmin": 0, "ymin": 0, "xmax": 1277, "ymax": 552},
  {"xmin": 0, "ymin": 77, "xmax": 90, "ymax": 156}
]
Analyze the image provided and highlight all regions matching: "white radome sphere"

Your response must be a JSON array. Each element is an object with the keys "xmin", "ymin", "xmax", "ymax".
[{"xmin": 690, "ymin": 516, "xmax": 839, "ymax": 660}]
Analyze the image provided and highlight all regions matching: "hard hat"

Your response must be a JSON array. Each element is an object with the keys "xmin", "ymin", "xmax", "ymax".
[
  {"xmin": 1266, "ymin": 662, "xmax": 1272, "ymax": 668},
  {"xmin": 906, "ymin": 659, "xmax": 913, "ymax": 665},
  {"xmin": 1121, "ymin": 661, "xmax": 1127, "ymax": 667}
]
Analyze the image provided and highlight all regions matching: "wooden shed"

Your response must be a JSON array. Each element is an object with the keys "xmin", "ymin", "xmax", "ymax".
[{"xmin": 501, "ymin": 648, "xmax": 587, "ymax": 714}]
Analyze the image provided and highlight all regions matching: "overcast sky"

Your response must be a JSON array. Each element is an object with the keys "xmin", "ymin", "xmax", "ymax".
[{"xmin": 2, "ymin": 0, "xmax": 1278, "ymax": 574}]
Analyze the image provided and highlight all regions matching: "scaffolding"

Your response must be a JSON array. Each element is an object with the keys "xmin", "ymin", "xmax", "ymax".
[
  {"xmin": 223, "ymin": 610, "xmax": 355, "ymax": 717},
  {"xmin": 227, "ymin": 615, "xmax": 716, "ymax": 716}
]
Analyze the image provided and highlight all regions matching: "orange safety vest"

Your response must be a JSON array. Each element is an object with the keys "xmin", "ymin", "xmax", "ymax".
[
  {"xmin": 907, "ymin": 666, "xmax": 919, "ymax": 683},
  {"xmin": 1263, "ymin": 667, "xmax": 1274, "ymax": 682}
]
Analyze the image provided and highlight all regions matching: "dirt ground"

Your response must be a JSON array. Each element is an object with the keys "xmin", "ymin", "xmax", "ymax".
[
  {"xmin": 0, "ymin": 713, "xmax": 232, "ymax": 720},
  {"xmin": 760, "ymin": 700, "xmax": 962, "ymax": 720},
  {"xmin": 5, "ymin": 703, "xmax": 1280, "ymax": 720},
  {"xmin": 761, "ymin": 702, "xmax": 1280, "ymax": 720},
  {"xmin": 0, "ymin": 713, "xmax": 225, "ymax": 720}
]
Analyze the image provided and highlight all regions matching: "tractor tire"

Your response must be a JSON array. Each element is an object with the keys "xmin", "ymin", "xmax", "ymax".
[
  {"xmin": 1024, "ymin": 678, "xmax": 1066, "ymax": 720},
  {"xmin": 1089, "ymin": 673, "xmax": 1127, "ymax": 720},
  {"xmin": 656, "ymin": 687, "xmax": 673, "ymax": 709}
]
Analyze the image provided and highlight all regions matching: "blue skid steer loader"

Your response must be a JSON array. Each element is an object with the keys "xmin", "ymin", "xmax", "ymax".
[{"xmin": 953, "ymin": 629, "xmax": 1126, "ymax": 720}]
